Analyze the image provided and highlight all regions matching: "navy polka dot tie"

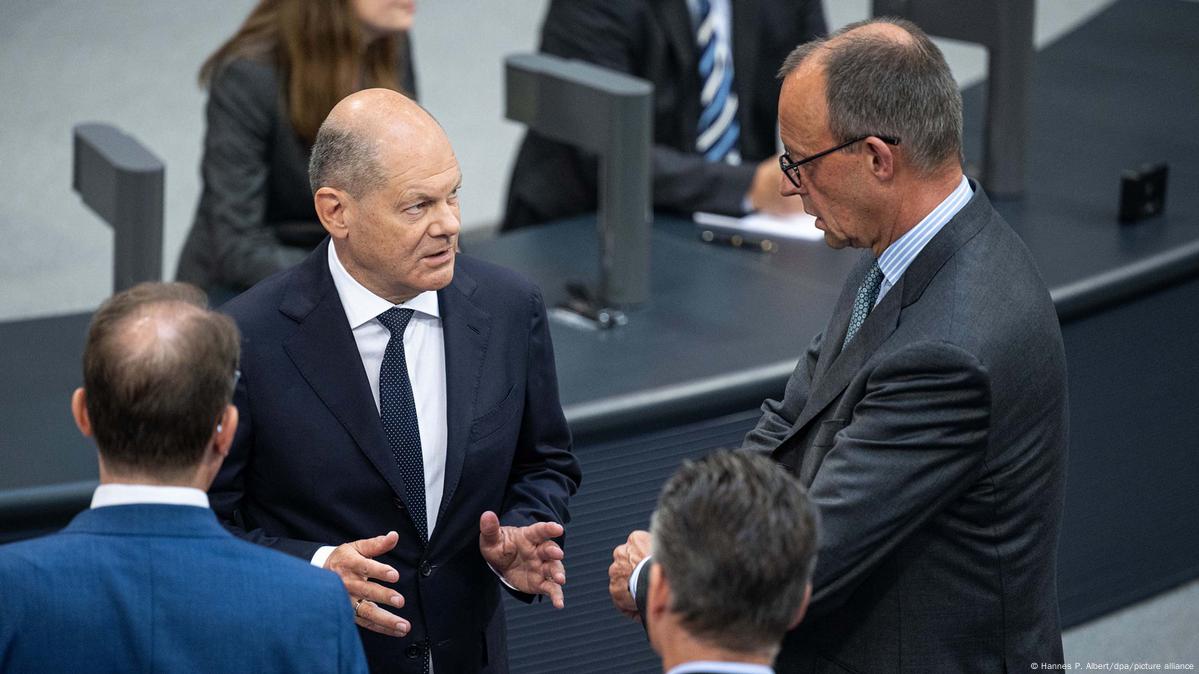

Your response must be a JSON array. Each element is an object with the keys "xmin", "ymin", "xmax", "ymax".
[
  {"xmin": 842, "ymin": 262, "xmax": 883, "ymax": 351},
  {"xmin": 377, "ymin": 308, "xmax": 428, "ymax": 545}
]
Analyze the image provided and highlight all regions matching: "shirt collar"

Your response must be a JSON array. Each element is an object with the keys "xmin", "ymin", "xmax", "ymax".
[
  {"xmin": 91, "ymin": 484, "xmax": 210, "ymax": 509},
  {"xmin": 666, "ymin": 662, "xmax": 774, "ymax": 674},
  {"xmin": 877, "ymin": 174, "xmax": 973, "ymax": 288},
  {"xmin": 327, "ymin": 242, "xmax": 440, "ymax": 330}
]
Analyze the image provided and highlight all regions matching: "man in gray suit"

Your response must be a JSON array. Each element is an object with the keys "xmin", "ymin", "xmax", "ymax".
[{"xmin": 611, "ymin": 18, "xmax": 1068, "ymax": 673}]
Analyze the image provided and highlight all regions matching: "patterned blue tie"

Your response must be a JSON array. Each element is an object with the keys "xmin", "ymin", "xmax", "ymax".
[
  {"xmin": 376, "ymin": 308, "xmax": 428, "ymax": 544},
  {"xmin": 694, "ymin": 0, "xmax": 741, "ymax": 163},
  {"xmin": 842, "ymin": 262, "xmax": 883, "ymax": 350}
]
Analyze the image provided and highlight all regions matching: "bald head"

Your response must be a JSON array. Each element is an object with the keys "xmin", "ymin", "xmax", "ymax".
[
  {"xmin": 778, "ymin": 17, "xmax": 963, "ymax": 175},
  {"xmin": 82, "ymin": 282, "xmax": 240, "ymax": 478},
  {"xmin": 309, "ymin": 88, "xmax": 450, "ymax": 198}
]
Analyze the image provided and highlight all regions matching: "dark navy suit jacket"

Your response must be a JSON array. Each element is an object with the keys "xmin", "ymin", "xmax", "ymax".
[
  {"xmin": 212, "ymin": 240, "xmax": 582, "ymax": 672},
  {"xmin": 0, "ymin": 504, "xmax": 366, "ymax": 673}
]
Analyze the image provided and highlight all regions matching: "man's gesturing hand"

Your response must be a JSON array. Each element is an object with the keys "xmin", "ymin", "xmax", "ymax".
[
  {"xmin": 478, "ymin": 511, "xmax": 567, "ymax": 609},
  {"xmin": 609, "ymin": 530, "xmax": 652, "ymax": 620},
  {"xmin": 325, "ymin": 531, "xmax": 410, "ymax": 637}
]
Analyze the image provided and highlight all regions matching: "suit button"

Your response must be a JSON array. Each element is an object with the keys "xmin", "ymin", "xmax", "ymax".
[
  {"xmin": 419, "ymin": 561, "xmax": 433, "ymax": 577},
  {"xmin": 392, "ymin": 497, "xmax": 405, "ymax": 510},
  {"xmin": 405, "ymin": 645, "xmax": 421, "ymax": 659}
]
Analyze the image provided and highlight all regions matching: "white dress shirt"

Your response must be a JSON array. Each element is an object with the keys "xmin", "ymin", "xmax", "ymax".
[
  {"xmin": 311, "ymin": 242, "xmax": 449, "ymax": 568},
  {"xmin": 91, "ymin": 483, "xmax": 210, "ymax": 509},
  {"xmin": 667, "ymin": 662, "xmax": 773, "ymax": 674}
]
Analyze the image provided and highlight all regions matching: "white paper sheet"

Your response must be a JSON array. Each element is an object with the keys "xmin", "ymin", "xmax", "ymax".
[{"xmin": 693, "ymin": 210, "xmax": 825, "ymax": 241}]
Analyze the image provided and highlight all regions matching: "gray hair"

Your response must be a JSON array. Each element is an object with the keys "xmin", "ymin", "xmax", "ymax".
[
  {"xmin": 778, "ymin": 17, "xmax": 963, "ymax": 174},
  {"xmin": 650, "ymin": 451, "xmax": 818, "ymax": 653},
  {"xmin": 308, "ymin": 120, "xmax": 386, "ymax": 197}
]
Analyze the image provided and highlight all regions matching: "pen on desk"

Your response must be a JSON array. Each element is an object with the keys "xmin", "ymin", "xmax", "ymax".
[{"xmin": 699, "ymin": 228, "xmax": 777, "ymax": 252}]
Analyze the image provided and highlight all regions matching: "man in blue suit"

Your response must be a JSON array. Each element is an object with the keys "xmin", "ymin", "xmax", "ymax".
[
  {"xmin": 0, "ymin": 282, "xmax": 367, "ymax": 672},
  {"xmin": 210, "ymin": 89, "xmax": 582, "ymax": 672}
]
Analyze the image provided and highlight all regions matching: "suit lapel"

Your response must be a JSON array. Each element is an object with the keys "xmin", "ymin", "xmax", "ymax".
[
  {"xmin": 279, "ymin": 242, "xmax": 410, "ymax": 507},
  {"xmin": 656, "ymin": 0, "xmax": 698, "ymax": 78},
  {"xmin": 655, "ymin": 0, "xmax": 700, "ymax": 141},
  {"xmin": 789, "ymin": 272, "xmax": 903, "ymax": 436},
  {"xmin": 730, "ymin": 0, "xmax": 761, "ymax": 134},
  {"xmin": 773, "ymin": 182, "xmax": 994, "ymax": 457},
  {"xmin": 434, "ymin": 264, "xmax": 492, "ymax": 529},
  {"xmin": 807, "ymin": 254, "xmax": 872, "ymax": 387}
]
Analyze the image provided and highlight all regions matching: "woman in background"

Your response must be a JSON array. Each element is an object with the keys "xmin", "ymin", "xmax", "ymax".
[{"xmin": 177, "ymin": 0, "xmax": 416, "ymax": 299}]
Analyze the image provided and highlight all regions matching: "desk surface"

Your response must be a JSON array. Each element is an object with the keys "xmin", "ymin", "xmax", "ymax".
[{"xmin": 3, "ymin": 0, "xmax": 1198, "ymax": 493}]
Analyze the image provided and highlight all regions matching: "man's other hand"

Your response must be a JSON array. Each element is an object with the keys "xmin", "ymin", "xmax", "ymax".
[
  {"xmin": 609, "ymin": 530, "xmax": 652, "ymax": 620},
  {"xmin": 749, "ymin": 156, "xmax": 807, "ymax": 215},
  {"xmin": 325, "ymin": 531, "xmax": 409, "ymax": 638},
  {"xmin": 478, "ymin": 511, "xmax": 567, "ymax": 609}
]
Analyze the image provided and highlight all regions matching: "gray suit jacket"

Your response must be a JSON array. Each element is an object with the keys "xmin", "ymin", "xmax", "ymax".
[{"xmin": 744, "ymin": 183, "xmax": 1068, "ymax": 673}]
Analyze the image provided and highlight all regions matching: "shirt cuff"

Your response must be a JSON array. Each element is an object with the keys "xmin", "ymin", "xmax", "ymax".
[
  {"xmin": 488, "ymin": 562, "xmax": 519, "ymax": 591},
  {"xmin": 629, "ymin": 555, "xmax": 653, "ymax": 599},
  {"xmin": 311, "ymin": 545, "xmax": 336, "ymax": 569}
]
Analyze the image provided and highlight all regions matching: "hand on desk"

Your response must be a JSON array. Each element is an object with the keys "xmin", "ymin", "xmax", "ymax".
[
  {"xmin": 608, "ymin": 530, "xmax": 652, "ymax": 620},
  {"xmin": 325, "ymin": 531, "xmax": 410, "ymax": 638},
  {"xmin": 748, "ymin": 157, "xmax": 807, "ymax": 216},
  {"xmin": 478, "ymin": 511, "xmax": 567, "ymax": 608}
]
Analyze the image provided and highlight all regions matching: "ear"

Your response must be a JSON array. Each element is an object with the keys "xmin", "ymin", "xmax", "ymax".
[
  {"xmin": 314, "ymin": 187, "xmax": 352, "ymax": 240},
  {"xmin": 71, "ymin": 388, "xmax": 93, "ymax": 438},
  {"xmin": 647, "ymin": 561, "xmax": 670, "ymax": 620},
  {"xmin": 863, "ymin": 136, "xmax": 895, "ymax": 181},
  {"xmin": 789, "ymin": 581, "xmax": 813, "ymax": 630},
  {"xmin": 645, "ymin": 562, "xmax": 671, "ymax": 653},
  {"xmin": 212, "ymin": 405, "xmax": 239, "ymax": 460}
]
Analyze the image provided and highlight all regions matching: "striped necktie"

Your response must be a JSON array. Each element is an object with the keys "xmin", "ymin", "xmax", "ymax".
[{"xmin": 694, "ymin": 0, "xmax": 741, "ymax": 164}]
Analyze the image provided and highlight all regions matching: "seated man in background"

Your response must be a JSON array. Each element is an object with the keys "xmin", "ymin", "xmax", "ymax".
[
  {"xmin": 0, "ymin": 282, "xmax": 366, "ymax": 673},
  {"xmin": 502, "ymin": 0, "xmax": 826, "ymax": 230},
  {"xmin": 640, "ymin": 451, "xmax": 818, "ymax": 674}
]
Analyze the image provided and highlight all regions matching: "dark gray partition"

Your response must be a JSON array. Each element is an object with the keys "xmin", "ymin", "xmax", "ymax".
[
  {"xmin": 72, "ymin": 123, "xmax": 164, "ymax": 291},
  {"xmin": 872, "ymin": 0, "xmax": 1034, "ymax": 197},
  {"xmin": 505, "ymin": 53, "xmax": 653, "ymax": 306}
]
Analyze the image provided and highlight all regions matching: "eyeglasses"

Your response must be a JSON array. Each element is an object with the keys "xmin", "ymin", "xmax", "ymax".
[{"xmin": 779, "ymin": 135, "xmax": 901, "ymax": 189}]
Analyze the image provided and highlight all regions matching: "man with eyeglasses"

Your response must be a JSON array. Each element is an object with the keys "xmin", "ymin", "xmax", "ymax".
[
  {"xmin": 611, "ymin": 18, "xmax": 1068, "ymax": 673},
  {"xmin": 0, "ymin": 282, "xmax": 367, "ymax": 672}
]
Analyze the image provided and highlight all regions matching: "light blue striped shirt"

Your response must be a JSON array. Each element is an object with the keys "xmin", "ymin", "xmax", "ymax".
[{"xmin": 875, "ymin": 175, "xmax": 973, "ymax": 305}]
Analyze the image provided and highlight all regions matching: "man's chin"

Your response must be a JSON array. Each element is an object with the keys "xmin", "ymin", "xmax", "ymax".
[
  {"xmin": 823, "ymin": 232, "xmax": 849, "ymax": 249},
  {"xmin": 427, "ymin": 265, "xmax": 455, "ymax": 292}
]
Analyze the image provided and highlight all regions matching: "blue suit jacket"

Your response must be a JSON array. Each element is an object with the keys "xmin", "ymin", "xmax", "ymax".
[
  {"xmin": 0, "ymin": 504, "xmax": 366, "ymax": 673},
  {"xmin": 211, "ymin": 240, "xmax": 582, "ymax": 672}
]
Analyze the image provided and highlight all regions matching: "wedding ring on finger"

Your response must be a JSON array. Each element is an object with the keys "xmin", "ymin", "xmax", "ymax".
[{"xmin": 354, "ymin": 597, "xmax": 366, "ymax": 616}]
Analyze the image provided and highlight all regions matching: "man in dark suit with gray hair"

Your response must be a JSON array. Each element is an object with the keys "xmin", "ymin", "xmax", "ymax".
[
  {"xmin": 612, "ymin": 17, "xmax": 1068, "ymax": 674},
  {"xmin": 643, "ymin": 451, "xmax": 818, "ymax": 674}
]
